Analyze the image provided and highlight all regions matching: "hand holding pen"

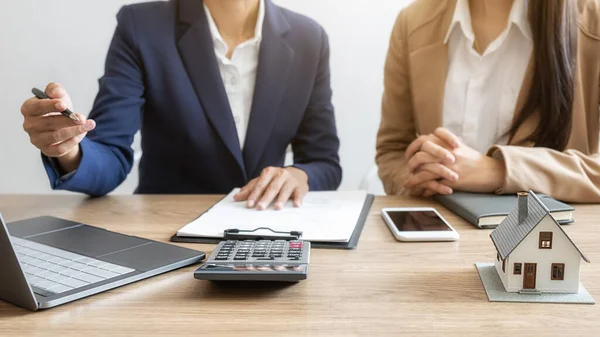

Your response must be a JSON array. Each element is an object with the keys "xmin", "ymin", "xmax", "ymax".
[{"xmin": 21, "ymin": 82, "xmax": 96, "ymax": 173}]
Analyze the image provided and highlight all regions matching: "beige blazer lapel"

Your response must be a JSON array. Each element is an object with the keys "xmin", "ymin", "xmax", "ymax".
[
  {"xmin": 410, "ymin": 43, "xmax": 448, "ymax": 135},
  {"xmin": 507, "ymin": 57, "xmax": 537, "ymax": 146},
  {"xmin": 567, "ymin": 59, "xmax": 590, "ymax": 152},
  {"xmin": 408, "ymin": 0, "xmax": 455, "ymax": 135}
]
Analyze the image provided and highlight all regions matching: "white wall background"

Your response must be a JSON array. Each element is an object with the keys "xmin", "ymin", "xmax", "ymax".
[{"xmin": 0, "ymin": 0, "xmax": 412, "ymax": 194}]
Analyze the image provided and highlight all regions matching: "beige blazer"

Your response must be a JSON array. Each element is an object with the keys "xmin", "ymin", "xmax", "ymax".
[{"xmin": 376, "ymin": 0, "xmax": 600, "ymax": 203}]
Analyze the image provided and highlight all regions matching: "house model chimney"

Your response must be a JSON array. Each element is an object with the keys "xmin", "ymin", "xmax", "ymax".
[{"xmin": 517, "ymin": 192, "xmax": 529, "ymax": 224}]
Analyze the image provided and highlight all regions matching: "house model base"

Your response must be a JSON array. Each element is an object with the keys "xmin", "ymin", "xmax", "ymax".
[{"xmin": 476, "ymin": 263, "xmax": 595, "ymax": 304}]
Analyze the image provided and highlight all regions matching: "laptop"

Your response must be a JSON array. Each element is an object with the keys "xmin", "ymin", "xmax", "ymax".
[{"xmin": 0, "ymin": 213, "xmax": 205, "ymax": 311}]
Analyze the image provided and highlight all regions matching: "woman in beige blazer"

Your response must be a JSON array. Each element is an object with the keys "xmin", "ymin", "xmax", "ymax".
[{"xmin": 377, "ymin": 0, "xmax": 600, "ymax": 203}]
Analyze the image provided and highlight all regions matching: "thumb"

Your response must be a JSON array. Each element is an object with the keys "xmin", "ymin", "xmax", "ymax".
[
  {"xmin": 45, "ymin": 82, "xmax": 67, "ymax": 99},
  {"xmin": 45, "ymin": 82, "xmax": 74, "ymax": 112}
]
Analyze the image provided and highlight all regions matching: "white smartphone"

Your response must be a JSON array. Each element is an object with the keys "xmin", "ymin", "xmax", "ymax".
[{"xmin": 381, "ymin": 207, "xmax": 459, "ymax": 242}]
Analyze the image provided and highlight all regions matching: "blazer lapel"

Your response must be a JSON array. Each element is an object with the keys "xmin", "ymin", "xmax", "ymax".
[
  {"xmin": 410, "ymin": 43, "xmax": 448, "ymax": 135},
  {"xmin": 508, "ymin": 57, "xmax": 537, "ymax": 146},
  {"xmin": 409, "ymin": 0, "xmax": 455, "ymax": 135},
  {"xmin": 176, "ymin": 0, "xmax": 246, "ymax": 174},
  {"xmin": 243, "ymin": 1, "xmax": 294, "ymax": 177}
]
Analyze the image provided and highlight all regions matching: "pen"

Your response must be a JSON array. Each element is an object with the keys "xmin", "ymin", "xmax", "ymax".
[{"xmin": 31, "ymin": 87, "xmax": 79, "ymax": 122}]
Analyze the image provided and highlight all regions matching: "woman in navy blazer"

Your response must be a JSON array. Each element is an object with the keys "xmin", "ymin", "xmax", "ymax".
[{"xmin": 21, "ymin": 0, "xmax": 341, "ymax": 209}]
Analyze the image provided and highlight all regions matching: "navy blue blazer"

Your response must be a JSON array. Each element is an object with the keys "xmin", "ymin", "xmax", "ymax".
[{"xmin": 43, "ymin": 0, "xmax": 342, "ymax": 196}]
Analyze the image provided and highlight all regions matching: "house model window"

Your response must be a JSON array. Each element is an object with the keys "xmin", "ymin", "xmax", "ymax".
[
  {"xmin": 552, "ymin": 263, "xmax": 565, "ymax": 280},
  {"xmin": 513, "ymin": 263, "xmax": 522, "ymax": 275},
  {"xmin": 539, "ymin": 232, "xmax": 553, "ymax": 249}
]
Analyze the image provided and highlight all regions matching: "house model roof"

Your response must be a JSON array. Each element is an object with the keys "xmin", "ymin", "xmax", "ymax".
[{"xmin": 490, "ymin": 191, "xmax": 589, "ymax": 263}]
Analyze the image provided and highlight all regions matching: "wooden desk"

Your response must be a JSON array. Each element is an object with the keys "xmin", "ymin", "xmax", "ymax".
[{"xmin": 0, "ymin": 195, "xmax": 599, "ymax": 336}]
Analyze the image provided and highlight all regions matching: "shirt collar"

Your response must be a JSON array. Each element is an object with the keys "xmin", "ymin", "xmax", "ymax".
[
  {"xmin": 204, "ymin": 0, "xmax": 265, "ymax": 52},
  {"xmin": 444, "ymin": 0, "xmax": 532, "ymax": 44}
]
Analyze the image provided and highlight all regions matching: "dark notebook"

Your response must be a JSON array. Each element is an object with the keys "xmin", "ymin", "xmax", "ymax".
[{"xmin": 434, "ymin": 192, "xmax": 574, "ymax": 229}]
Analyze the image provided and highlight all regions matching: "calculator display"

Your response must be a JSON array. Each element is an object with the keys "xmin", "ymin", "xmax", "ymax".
[{"xmin": 201, "ymin": 265, "xmax": 307, "ymax": 272}]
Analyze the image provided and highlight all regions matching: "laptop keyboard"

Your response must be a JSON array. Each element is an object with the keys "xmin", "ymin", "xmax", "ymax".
[{"xmin": 10, "ymin": 236, "xmax": 136, "ymax": 296}]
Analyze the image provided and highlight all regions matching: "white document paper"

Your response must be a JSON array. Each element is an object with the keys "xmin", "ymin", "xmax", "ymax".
[{"xmin": 177, "ymin": 189, "xmax": 368, "ymax": 242}]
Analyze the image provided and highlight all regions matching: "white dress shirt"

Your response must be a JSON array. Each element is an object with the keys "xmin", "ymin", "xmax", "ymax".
[
  {"xmin": 442, "ymin": 0, "xmax": 533, "ymax": 154},
  {"xmin": 204, "ymin": 0, "xmax": 265, "ymax": 149}
]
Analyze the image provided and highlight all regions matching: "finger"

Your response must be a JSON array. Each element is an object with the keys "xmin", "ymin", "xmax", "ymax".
[
  {"xmin": 419, "ymin": 163, "xmax": 459, "ymax": 182},
  {"xmin": 234, "ymin": 179, "xmax": 257, "ymax": 201},
  {"xmin": 257, "ymin": 174, "xmax": 289, "ymax": 210},
  {"xmin": 414, "ymin": 180, "xmax": 453, "ymax": 196},
  {"xmin": 421, "ymin": 140, "xmax": 455, "ymax": 164},
  {"xmin": 423, "ymin": 189, "xmax": 437, "ymax": 198},
  {"xmin": 409, "ymin": 187, "xmax": 425, "ymax": 197},
  {"xmin": 23, "ymin": 114, "xmax": 86, "ymax": 134},
  {"xmin": 45, "ymin": 82, "xmax": 67, "ymax": 99},
  {"xmin": 246, "ymin": 168, "xmax": 277, "ymax": 208},
  {"xmin": 405, "ymin": 136, "xmax": 427, "ymax": 160},
  {"xmin": 438, "ymin": 179, "xmax": 458, "ymax": 187},
  {"xmin": 21, "ymin": 97, "xmax": 67, "ymax": 117},
  {"xmin": 32, "ymin": 124, "xmax": 92, "ymax": 148},
  {"xmin": 274, "ymin": 181, "xmax": 296, "ymax": 210},
  {"xmin": 434, "ymin": 127, "xmax": 461, "ymax": 148},
  {"xmin": 43, "ymin": 133, "xmax": 86, "ymax": 158},
  {"xmin": 405, "ymin": 171, "xmax": 439, "ymax": 189},
  {"xmin": 291, "ymin": 188, "xmax": 307, "ymax": 207},
  {"xmin": 407, "ymin": 151, "xmax": 440, "ymax": 173}
]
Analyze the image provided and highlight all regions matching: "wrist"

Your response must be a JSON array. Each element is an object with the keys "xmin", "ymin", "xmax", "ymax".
[
  {"xmin": 56, "ymin": 145, "xmax": 82, "ymax": 174},
  {"xmin": 285, "ymin": 166, "xmax": 308, "ymax": 185},
  {"xmin": 487, "ymin": 157, "xmax": 506, "ymax": 192}
]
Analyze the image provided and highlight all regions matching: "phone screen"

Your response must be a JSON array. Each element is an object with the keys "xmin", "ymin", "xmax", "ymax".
[{"xmin": 386, "ymin": 211, "xmax": 452, "ymax": 232}]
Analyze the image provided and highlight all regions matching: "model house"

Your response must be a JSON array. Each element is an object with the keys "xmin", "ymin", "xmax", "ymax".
[{"xmin": 490, "ymin": 191, "xmax": 589, "ymax": 294}]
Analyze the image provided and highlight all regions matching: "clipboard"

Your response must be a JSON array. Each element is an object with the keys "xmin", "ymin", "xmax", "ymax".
[{"xmin": 170, "ymin": 194, "xmax": 374, "ymax": 250}]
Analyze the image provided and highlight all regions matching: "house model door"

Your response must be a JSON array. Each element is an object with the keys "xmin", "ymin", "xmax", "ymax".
[{"xmin": 523, "ymin": 263, "xmax": 537, "ymax": 289}]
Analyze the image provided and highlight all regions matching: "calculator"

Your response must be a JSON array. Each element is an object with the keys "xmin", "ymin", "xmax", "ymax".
[{"xmin": 194, "ymin": 240, "xmax": 310, "ymax": 282}]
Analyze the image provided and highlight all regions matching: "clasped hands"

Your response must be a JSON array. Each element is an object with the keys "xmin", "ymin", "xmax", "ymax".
[{"xmin": 404, "ymin": 128, "xmax": 506, "ymax": 198}]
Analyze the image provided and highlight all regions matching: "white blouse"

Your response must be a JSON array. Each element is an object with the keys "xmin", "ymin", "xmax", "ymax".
[
  {"xmin": 442, "ymin": 0, "xmax": 533, "ymax": 154},
  {"xmin": 204, "ymin": 0, "xmax": 265, "ymax": 149}
]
